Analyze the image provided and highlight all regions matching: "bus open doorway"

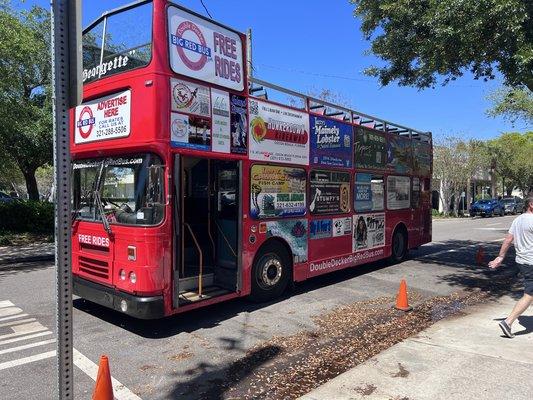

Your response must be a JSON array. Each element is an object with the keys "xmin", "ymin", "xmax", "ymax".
[{"xmin": 174, "ymin": 156, "xmax": 241, "ymax": 305}]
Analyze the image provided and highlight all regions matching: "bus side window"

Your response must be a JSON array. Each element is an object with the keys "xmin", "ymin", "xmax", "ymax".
[{"xmin": 412, "ymin": 177, "xmax": 420, "ymax": 209}]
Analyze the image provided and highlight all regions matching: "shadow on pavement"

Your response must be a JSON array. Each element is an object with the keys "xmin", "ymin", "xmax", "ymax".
[
  {"xmin": 515, "ymin": 316, "xmax": 533, "ymax": 336},
  {"xmin": 414, "ymin": 239, "xmax": 523, "ymax": 300},
  {"xmin": 74, "ymin": 238, "xmax": 525, "ymax": 337},
  {"xmin": 73, "ymin": 258, "xmax": 391, "ymax": 339}
]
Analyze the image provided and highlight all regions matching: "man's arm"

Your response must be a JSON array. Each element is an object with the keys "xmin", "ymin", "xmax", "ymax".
[{"xmin": 488, "ymin": 233, "xmax": 514, "ymax": 269}]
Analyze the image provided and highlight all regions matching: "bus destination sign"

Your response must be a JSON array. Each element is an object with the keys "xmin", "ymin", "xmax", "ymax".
[{"xmin": 168, "ymin": 6, "xmax": 244, "ymax": 92}]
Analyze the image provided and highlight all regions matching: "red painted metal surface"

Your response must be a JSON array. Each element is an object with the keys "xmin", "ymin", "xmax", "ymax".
[{"xmin": 71, "ymin": 0, "xmax": 432, "ymax": 318}]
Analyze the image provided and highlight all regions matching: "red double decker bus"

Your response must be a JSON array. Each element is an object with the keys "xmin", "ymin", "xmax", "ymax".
[{"xmin": 71, "ymin": 0, "xmax": 432, "ymax": 319}]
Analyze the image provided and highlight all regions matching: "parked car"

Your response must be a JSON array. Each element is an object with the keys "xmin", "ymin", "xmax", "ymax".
[
  {"xmin": 0, "ymin": 192, "xmax": 15, "ymax": 203},
  {"xmin": 501, "ymin": 197, "xmax": 524, "ymax": 215},
  {"xmin": 470, "ymin": 199, "xmax": 504, "ymax": 217}
]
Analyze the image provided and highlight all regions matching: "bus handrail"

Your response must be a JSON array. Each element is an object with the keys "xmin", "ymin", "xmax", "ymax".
[
  {"xmin": 184, "ymin": 222, "xmax": 203, "ymax": 298},
  {"xmin": 249, "ymin": 77, "xmax": 432, "ymax": 143}
]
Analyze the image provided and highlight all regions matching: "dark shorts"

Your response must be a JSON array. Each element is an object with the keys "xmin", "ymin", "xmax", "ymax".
[{"xmin": 518, "ymin": 263, "xmax": 533, "ymax": 295}]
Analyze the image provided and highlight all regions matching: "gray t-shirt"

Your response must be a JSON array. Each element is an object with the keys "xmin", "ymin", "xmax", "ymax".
[{"xmin": 509, "ymin": 213, "xmax": 533, "ymax": 265}]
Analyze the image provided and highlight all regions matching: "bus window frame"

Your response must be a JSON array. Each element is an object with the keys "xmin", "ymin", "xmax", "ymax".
[
  {"xmin": 72, "ymin": 152, "xmax": 167, "ymax": 228},
  {"xmin": 82, "ymin": 0, "xmax": 154, "ymax": 85}
]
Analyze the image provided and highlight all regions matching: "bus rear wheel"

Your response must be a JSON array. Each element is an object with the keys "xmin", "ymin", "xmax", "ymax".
[
  {"xmin": 390, "ymin": 228, "xmax": 408, "ymax": 264},
  {"xmin": 250, "ymin": 242, "xmax": 291, "ymax": 302}
]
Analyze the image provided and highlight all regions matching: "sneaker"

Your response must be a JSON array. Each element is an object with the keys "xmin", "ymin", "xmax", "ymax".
[{"xmin": 499, "ymin": 320, "xmax": 514, "ymax": 338}]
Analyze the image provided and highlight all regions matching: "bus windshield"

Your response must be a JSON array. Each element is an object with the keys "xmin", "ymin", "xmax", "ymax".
[
  {"xmin": 72, "ymin": 154, "xmax": 165, "ymax": 226},
  {"xmin": 82, "ymin": 1, "xmax": 153, "ymax": 83}
]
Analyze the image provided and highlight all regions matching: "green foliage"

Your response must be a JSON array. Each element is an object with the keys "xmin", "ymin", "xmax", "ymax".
[
  {"xmin": 0, "ymin": 201, "xmax": 54, "ymax": 233},
  {"xmin": 0, "ymin": 4, "xmax": 52, "ymax": 200},
  {"xmin": 351, "ymin": 0, "xmax": 533, "ymax": 90},
  {"xmin": 487, "ymin": 86, "xmax": 533, "ymax": 124},
  {"xmin": 433, "ymin": 136, "xmax": 490, "ymax": 216},
  {"xmin": 488, "ymin": 132, "xmax": 533, "ymax": 194}
]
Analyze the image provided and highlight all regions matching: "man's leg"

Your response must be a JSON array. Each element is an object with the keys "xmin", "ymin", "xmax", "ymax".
[{"xmin": 505, "ymin": 293, "xmax": 533, "ymax": 326}]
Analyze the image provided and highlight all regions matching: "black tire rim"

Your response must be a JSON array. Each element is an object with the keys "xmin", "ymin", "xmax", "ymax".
[
  {"xmin": 257, "ymin": 255, "xmax": 283, "ymax": 290},
  {"xmin": 393, "ymin": 233, "xmax": 405, "ymax": 259}
]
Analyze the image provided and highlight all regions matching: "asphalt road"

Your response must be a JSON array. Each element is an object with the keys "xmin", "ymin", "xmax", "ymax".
[{"xmin": 0, "ymin": 215, "xmax": 520, "ymax": 400}]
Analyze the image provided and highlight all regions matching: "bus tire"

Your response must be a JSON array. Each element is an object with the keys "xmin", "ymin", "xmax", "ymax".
[
  {"xmin": 250, "ymin": 241, "xmax": 291, "ymax": 302},
  {"xmin": 390, "ymin": 227, "xmax": 408, "ymax": 264}
]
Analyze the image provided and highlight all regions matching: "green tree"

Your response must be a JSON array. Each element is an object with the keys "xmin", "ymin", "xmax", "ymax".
[
  {"xmin": 433, "ymin": 137, "xmax": 490, "ymax": 216},
  {"xmin": 351, "ymin": 0, "xmax": 533, "ymax": 90},
  {"xmin": 0, "ymin": 4, "xmax": 52, "ymax": 200},
  {"xmin": 488, "ymin": 132, "xmax": 533, "ymax": 195},
  {"xmin": 487, "ymin": 86, "xmax": 533, "ymax": 125}
]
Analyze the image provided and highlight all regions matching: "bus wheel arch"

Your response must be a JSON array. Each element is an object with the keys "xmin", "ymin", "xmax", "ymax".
[
  {"xmin": 390, "ymin": 223, "xmax": 408, "ymax": 263},
  {"xmin": 250, "ymin": 238, "xmax": 293, "ymax": 302}
]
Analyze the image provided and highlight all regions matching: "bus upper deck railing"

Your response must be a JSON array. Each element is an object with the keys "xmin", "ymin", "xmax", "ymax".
[{"xmin": 248, "ymin": 77, "xmax": 432, "ymax": 144}]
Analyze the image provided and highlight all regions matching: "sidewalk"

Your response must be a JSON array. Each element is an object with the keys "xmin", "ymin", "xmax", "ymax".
[
  {"xmin": 0, "ymin": 242, "xmax": 55, "ymax": 265},
  {"xmin": 300, "ymin": 296, "xmax": 533, "ymax": 400}
]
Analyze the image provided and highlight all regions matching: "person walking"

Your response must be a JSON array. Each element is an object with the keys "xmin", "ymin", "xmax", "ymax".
[{"xmin": 488, "ymin": 192, "xmax": 533, "ymax": 338}]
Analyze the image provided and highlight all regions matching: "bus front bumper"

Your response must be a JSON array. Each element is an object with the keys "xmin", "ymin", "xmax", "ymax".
[{"xmin": 73, "ymin": 276, "xmax": 165, "ymax": 319}]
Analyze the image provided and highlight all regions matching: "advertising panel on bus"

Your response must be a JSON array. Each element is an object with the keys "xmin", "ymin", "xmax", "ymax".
[
  {"xmin": 249, "ymin": 100, "xmax": 310, "ymax": 165},
  {"xmin": 74, "ymin": 90, "xmax": 131, "ymax": 144},
  {"xmin": 413, "ymin": 141, "xmax": 432, "ymax": 176},
  {"xmin": 310, "ymin": 116, "xmax": 353, "ymax": 168},
  {"xmin": 352, "ymin": 213, "xmax": 385, "ymax": 252},
  {"xmin": 387, "ymin": 135, "xmax": 412, "ymax": 173},
  {"xmin": 309, "ymin": 170, "xmax": 350, "ymax": 215},
  {"xmin": 387, "ymin": 175, "xmax": 411, "ymax": 210},
  {"xmin": 250, "ymin": 165, "xmax": 306, "ymax": 219},
  {"xmin": 354, "ymin": 127, "xmax": 386, "ymax": 170},
  {"xmin": 168, "ymin": 6, "xmax": 244, "ymax": 91}
]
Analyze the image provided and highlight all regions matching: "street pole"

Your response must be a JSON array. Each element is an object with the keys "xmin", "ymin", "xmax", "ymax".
[
  {"xmin": 246, "ymin": 28, "xmax": 253, "ymax": 81},
  {"xmin": 51, "ymin": 1, "xmax": 81, "ymax": 398}
]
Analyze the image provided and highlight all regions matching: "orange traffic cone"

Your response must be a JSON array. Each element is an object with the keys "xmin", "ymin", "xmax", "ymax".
[
  {"xmin": 394, "ymin": 279, "xmax": 413, "ymax": 311},
  {"xmin": 92, "ymin": 355, "xmax": 114, "ymax": 400},
  {"xmin": 475, "ymin": 246, "xmax": 485, "ymax": 266}
]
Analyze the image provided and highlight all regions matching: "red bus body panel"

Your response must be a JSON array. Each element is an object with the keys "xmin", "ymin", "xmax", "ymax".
[{"xmin": 71, "ymin": 0, "xmax": 432, "ymax": 318}]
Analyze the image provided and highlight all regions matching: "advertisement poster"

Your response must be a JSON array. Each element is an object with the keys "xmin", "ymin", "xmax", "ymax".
[
  {"xmin": 168, "ymin": 6, "xmax": 244, "ymax": 91},
  {"xmin": 354, "ymin": 127, "xmax": 386, "ymax": 169},
  {"xmin": 211, "ymin": 89, "xmax": 231, "ymax": 153},
  {"xmin": 353, "ymin": 213, "xmax": 385, "ymax": 252},
  {"xmin": 230, "ymin": 94, "xmax": 248, "ymax": 154},
  {"xmin": 310, "ymin": 116, "xmax": 353, "ymax": 168},
  {"xmin": 74, "ymin": 90, "xmax": 131, "ymax": 144},
  {"xmin": 170, "ymin": 112, "xmax": 211, "ymax": 150},
  {"xmin": 413, "ymin": 141, "xmax": 432, "ymax": 176},
  {"xmin": 387, "ymin": 175, "xmax": 411, "ymax": 210},
  {"xmin": 249, "ymin": 99, "xmax": 310, "ymax": 165},
  {"xmin": 265, "ymin": 220, "xmax": 308, "ymax": 263},
  {"xmin": 354, "ymin": 173, "xmax": 373, "ymax": 212},
  {"xmin": 171, "ymin": 78, "xmax": 211, "ymax": 117},
  {"xmin": 309, "ymin": 170, "xmax": 350, "ymax": 215},
  {"xmin": 332, "ymin": 217, "xmax": 352, "ymax": 237},
  {"xmin": 387, "ymin": 135, "xmax": 412, "ymax": 173},
  {"xmin": 250, "ymin": 165, "xmax": 306, "ymax": 219},
  {"xmin": 310, "ymin": 219, "xmax": 332, "ymax": 239}
]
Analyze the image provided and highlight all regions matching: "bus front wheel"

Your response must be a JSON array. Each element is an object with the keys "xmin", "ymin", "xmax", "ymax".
[
  {"xmin": 390, "ymin": 228, "xmax": 408, "ymax": 264},
  {"xmin": 250, "ymin": 242, "xmax": 291, "ymax": 302}
]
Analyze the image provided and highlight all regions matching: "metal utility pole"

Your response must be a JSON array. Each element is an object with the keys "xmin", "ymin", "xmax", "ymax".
[
  {"xmin": 246, "ymin": 28, "xmax": 253, "ymax": 81},
  {"xmin": 51, "ymin": 0, "xmax": 81, "ymax": 398}
]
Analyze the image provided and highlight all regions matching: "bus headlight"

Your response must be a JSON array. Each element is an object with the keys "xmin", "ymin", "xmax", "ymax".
[
  {"xmin": 129, "ymin": 271, "xmax": 137, "ymax": 284},
  {"xmin": 120, "ymin": 299, "xmax": 128, "ymax": 312},
  {"xmin": 119, "ymin": 269, "xmax": 126, "ymax": 280}
]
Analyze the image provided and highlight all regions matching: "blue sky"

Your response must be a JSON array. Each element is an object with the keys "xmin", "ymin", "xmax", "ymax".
[{"xmin": 26, "ymin": 0, "xmax": 530, "ymax": 139}]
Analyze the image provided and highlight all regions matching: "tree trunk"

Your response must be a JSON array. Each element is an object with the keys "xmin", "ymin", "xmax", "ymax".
[
  {"xmin": 466, "ymin": 178, "xmax": 472, "ymax": 211},
  {"xmin": 22, "ymin": 169, "xmax": 39, "ymax": 200}
]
